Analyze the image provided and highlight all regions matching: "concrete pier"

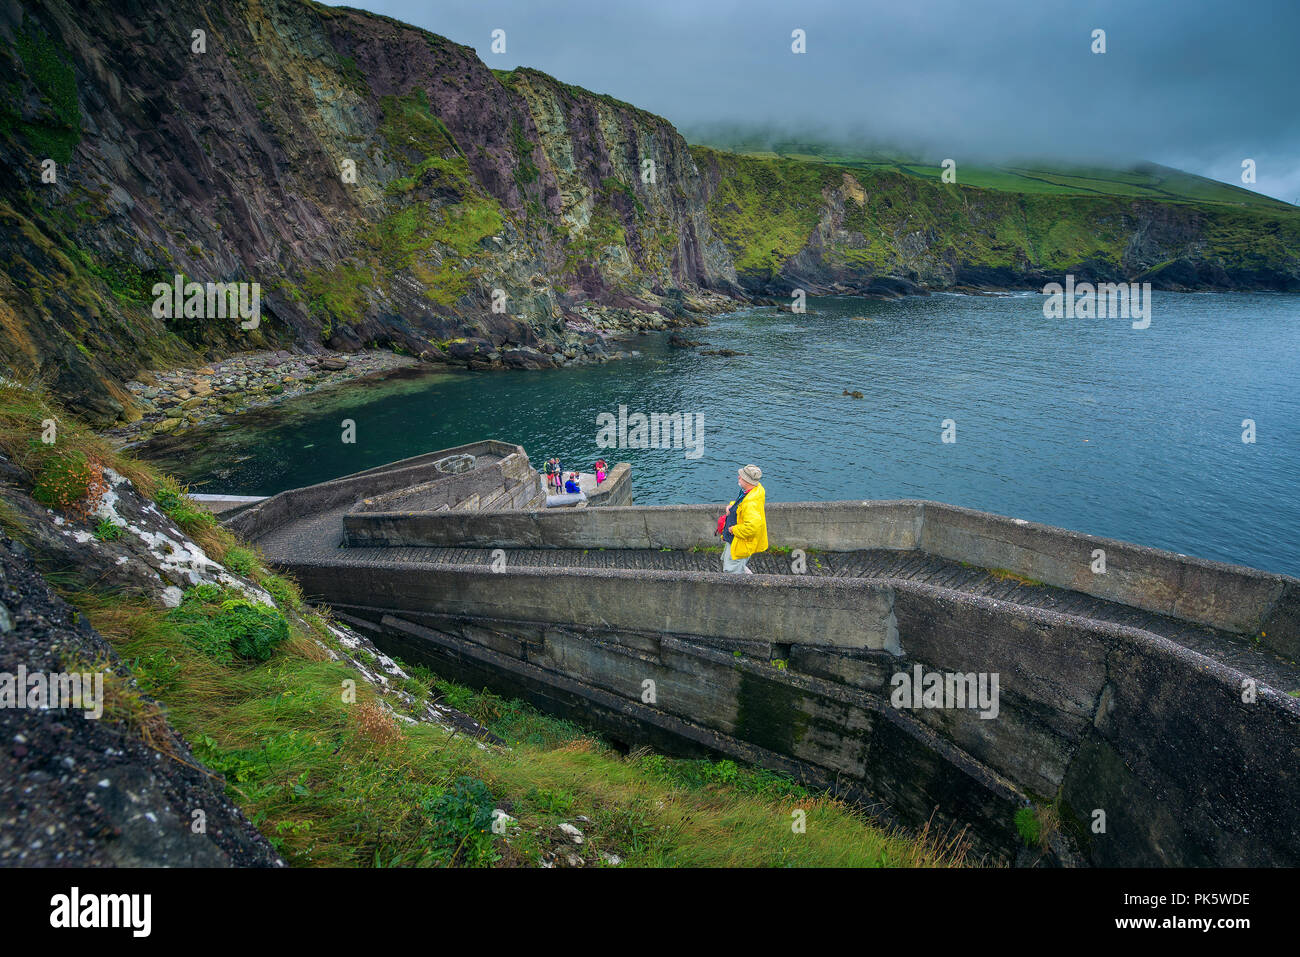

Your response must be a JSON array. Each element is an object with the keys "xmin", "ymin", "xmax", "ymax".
[{"xmin": 228, "ymin": 446, "xmax": 1300, "ymax": 867}]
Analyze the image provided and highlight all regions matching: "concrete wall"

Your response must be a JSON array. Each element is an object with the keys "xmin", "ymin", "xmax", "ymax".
[
  {"xmin": 290, "ymin": 561, "xmax": 900, "ymax": 652},
  {"xmin": 351, "ymin": 609, "xmax": 1027, "ymax": 863},
  {"xmin": 355, "ymin": 448, "xmax": 542, "ymax": 513},
  {"xmin": 228, "ymin": 439, "xmax": 530, "ymax": 540},
  {"xmin": 888, "ymin": 582, "xmax": 1300, "ymax": 866},
  {"xmin": 583, "ymin": 462, "xmax": 633, "ymax": 507},
  {"xmin": 280, "ymin": 555, "xmax": 1300, "ymax": 867},
  {"xmin": 243, "ymin": 470, "xmax": 1300, "ymax": 864},
  {"xmin": 340, "ymin": 499, "xmax": 1300, "ymax": 657},
  {"xmin": 919, "ymin": 502, "xmax": 1300, "ymax": 660},
  {"xmin": 343, "ymin": 500, "xmax": 923, "ymax": 551}
]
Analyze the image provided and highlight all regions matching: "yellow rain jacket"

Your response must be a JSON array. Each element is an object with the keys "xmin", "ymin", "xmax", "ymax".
[{"xmin": 726, "ymin": 482, "xmax": 769, "ymax": 560}]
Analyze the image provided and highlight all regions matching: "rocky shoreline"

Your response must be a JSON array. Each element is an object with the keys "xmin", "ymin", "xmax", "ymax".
[
  {"xmin": 106, "ymin": 341, "xmax": 650, "ymax": 448},
  {"xmin": 438, "ymin": 294, "xmax": 731, "ymax": 371},
  {"xmin": 98, "ymin": 284, "xmax": 1061, "ymax": 447},
  {"xmin": 104, "ymin": 295, "xmax": 737, "ymax": 446},
  {"xmin": 106, "ymin": 350, "xmax": 421, "ymax": 447}
]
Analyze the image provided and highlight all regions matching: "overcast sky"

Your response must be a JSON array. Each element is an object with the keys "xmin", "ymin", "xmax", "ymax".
[{"xmin": 343, "ymin": 0, "xmax": 1300, "ymax": 203}]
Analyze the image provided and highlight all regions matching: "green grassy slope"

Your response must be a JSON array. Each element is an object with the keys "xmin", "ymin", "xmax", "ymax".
[
  {"xmin": 693, "ymin": 144, "xmax": 1300, "ymax": 291},
  {"xmin": 692, "ymin": 136, "xmax": 1295, "ymax": 211}
]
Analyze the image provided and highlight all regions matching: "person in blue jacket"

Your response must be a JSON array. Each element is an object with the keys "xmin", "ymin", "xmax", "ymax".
[{"xmin": 564, "ymin": 473, "xmax": 582, "ymax": 494}]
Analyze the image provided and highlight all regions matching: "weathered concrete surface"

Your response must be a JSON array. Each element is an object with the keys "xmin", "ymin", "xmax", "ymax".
[
  {"xmin": 584, "ymin": 463, "xmax": 633, "ymax": 506},
  {"xmin": 919, "ymin": 503, "xmax": 1300, "ymax": 660},
  {"xmin": 354, "ymin": 445, "xmax": 544, "ymax": 513},
  {"xmin": 343, "ymin": 500, "xmax": 923, "ymax": 552},
  {"xmin": 227, "ymin": 440, "xmax": 527, "ymax": 541},
  {"xmin": 291, "ymin": 560, "xmax": 901, "ymax": 652},
  {"xmin": 190, "ymin": 494, "xmax": 267, "ymax": 517},
  {"xmin": 1069, "ymin": 639, "xmax": 1299, "ymax": 867},
  {"xmin": 341, "ymin": 499, "xmax": 1300, "ymax": 659}
]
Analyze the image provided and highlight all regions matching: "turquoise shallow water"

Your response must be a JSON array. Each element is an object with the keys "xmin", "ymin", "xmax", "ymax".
[{"xmin": 142, "ymin": 291, "xmax": 1300, "ymax": 575}]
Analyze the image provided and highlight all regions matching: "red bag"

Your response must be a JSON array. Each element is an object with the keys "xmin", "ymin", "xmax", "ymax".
[{"xmin": 716, "ymin": 512, "xmax": 727, "ymax": 536}]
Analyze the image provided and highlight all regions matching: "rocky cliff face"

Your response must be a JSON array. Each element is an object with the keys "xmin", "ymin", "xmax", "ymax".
[
  {"xmin": 1, "ymin": 0, "xmax": 1297, "ymax": 424},
  {"xmin": 0, "ymin": 0, "xmax": 736, "ymax": 423},
  {"xmin": 694, "ymin": 148, "xmax": 1300, "ymax": 297}
]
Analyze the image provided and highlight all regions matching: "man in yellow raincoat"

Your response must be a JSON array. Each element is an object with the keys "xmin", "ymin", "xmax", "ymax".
[{"xmin": 719, "ymin": 464, "xmax": 768, "ymax": 574}]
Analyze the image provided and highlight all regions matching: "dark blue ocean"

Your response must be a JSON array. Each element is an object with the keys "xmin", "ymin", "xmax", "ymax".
[{"xmin": 144, "ymin": 292, "xmax": 1300, "ymax": 575}]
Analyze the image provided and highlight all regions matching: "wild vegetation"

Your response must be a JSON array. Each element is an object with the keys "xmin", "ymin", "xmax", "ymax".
[
  {"xmin": 302, "ymin": 88, "xmax": 506, "ymax": 332},
  {"xmin": 74, "ymin": 585, "xmax": 972, "ymax": 867},
  {"xmin": 691, "ymin": 134, "xmax": 1296, "ymax": 210},
  {"xmin": 1, "ymin": 20, "xmax": 80, "ymax": 163}
]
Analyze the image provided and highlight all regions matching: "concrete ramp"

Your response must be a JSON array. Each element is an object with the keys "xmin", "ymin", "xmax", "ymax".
[{"xmin": 233, "ymin": 458, "xmax": 1300, "ymax": 867}]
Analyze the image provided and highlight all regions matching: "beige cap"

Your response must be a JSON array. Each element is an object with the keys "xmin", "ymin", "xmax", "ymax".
[{"xmin": 738, "ymin": 464, "xmax": 762, "ymax": 484}]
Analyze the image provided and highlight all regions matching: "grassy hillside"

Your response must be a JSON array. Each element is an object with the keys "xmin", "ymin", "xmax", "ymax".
[
  {"xmin": 691, "ymin": 134, "xmax": 1296, "ymax": 211},
  {"xmin": 79, "ymin": 586, "xmax": 962, "ymax": 867},
  {"xmin": 693, "ymin": 145, "xmax": 1300, "ymax": 291}
]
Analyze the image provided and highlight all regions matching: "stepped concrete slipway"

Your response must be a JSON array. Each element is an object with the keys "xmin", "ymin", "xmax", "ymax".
[{"xmin": 226, "ymin": 442, "xmax": 1300, "ymax": 867}]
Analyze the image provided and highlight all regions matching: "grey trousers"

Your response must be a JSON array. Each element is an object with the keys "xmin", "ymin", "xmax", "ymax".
[{"xmin": 721, "ymin": 540, "xmax": 753, "ymax": 574}]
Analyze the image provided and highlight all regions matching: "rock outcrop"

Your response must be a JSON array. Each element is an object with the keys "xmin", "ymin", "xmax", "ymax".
[
  {"xmin": 0, "ymin": 525, "xmax": 286, "ymax": 866},
  {"xmin": 0, "ymin": 0, "xmax": 738, "ymax": 422}
]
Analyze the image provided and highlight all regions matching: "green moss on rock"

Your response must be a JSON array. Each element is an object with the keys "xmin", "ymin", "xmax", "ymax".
[{"xmin": 6, "ymin": 20, "xmax": 82, "ymax": 163}]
